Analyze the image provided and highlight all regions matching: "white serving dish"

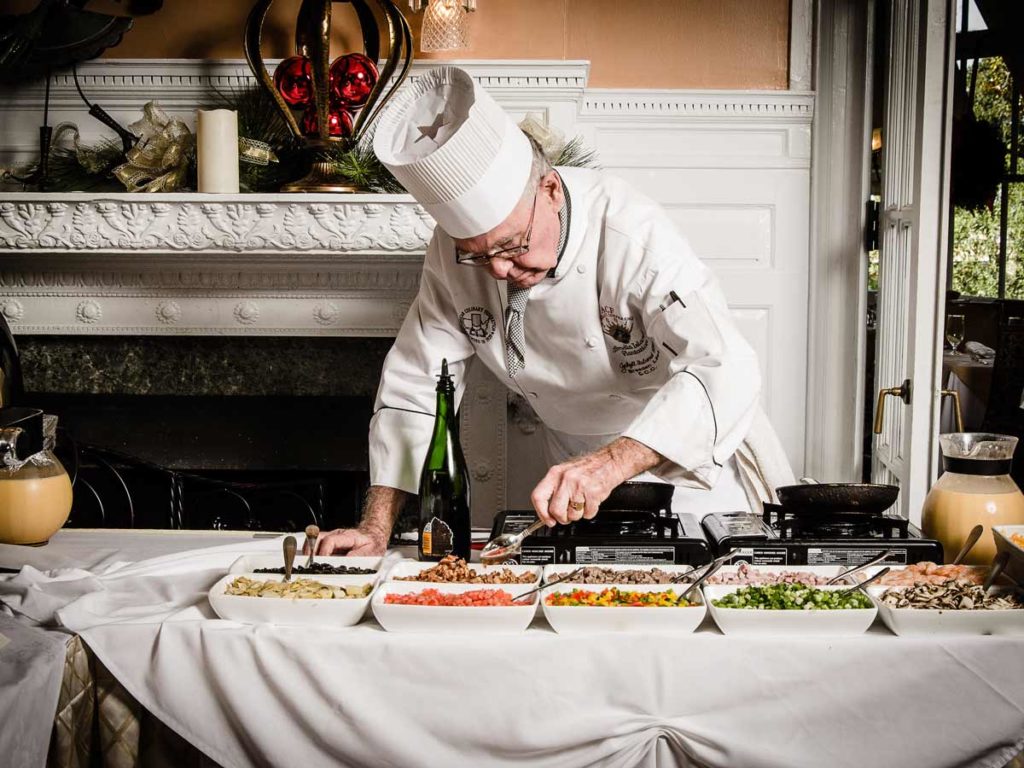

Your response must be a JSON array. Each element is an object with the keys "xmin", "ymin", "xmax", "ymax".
[
  {"xmin": 994, "ymin": 526, "xmax": 1024, "ymax": 585},
  {"xmin": 371, "ymin": 582, "xmax": 538, "ymax": 634},
  {"xmin": 867, "ymin": 585, "xmax": 1024, "ymax": 636},
  {"xmin": 541, "ymin": 583, "xmax": 706, "ymax": 634},
  {"xmin": 228, "ymin": 554, "xmax": 382, "ymax": 585},
  {"xmin": 387, "ymin": 558, "xmax": 542, "ymax": 584},
  {"xmin": 703, "ymin": 584, "xmax": 877, "ymax": 636},
  {"xmin": 542, "ymin": 563, "xmax": 694, "ymax": 586},
  {"xmin": 704, "ymin": 564, "xmax": 850, "ymax": 585},
  {"xmin": 208, "ymin": 572, "xmax": 376, "ymax": 628}
]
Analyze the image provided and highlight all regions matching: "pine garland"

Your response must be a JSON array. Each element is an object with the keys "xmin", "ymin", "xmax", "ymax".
[
  {"xmin": 552, "ymin": 135, "xmax": 600, "ymax": 170},
  {"xmin": 6, "ymin": 79, "xmax": 598, "ymax": 194}
]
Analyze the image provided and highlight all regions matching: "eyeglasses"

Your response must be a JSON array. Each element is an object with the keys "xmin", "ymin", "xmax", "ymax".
[{"xmin": 455, "ymin": 188, "xmax": 539, "ymax": 266}]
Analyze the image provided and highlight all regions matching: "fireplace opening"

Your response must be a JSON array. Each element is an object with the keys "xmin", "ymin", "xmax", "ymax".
[{"xmin": 13, "ymin": 334, "xmax": 403, "ymax": 532}]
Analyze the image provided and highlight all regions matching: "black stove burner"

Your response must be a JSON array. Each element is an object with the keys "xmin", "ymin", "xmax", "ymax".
[
  {"xmin": 489, "ymin": 510, "xmax": 711, "ymax": 566},
  {"xmin": 701, "ymin": 506, "xmax": 943, "ymax": 567},
  {"xmin": 559, "ymin": 510, "xmax": 670, "ymax": 538},
  {"xmin": 763, "ymin": 503, "xmax": 911, "ymax": 540}
]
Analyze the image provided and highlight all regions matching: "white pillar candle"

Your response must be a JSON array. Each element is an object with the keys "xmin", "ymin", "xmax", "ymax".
[{"xmin": 196, "ymin": 109, "xmax": 239, "ymax": 193}]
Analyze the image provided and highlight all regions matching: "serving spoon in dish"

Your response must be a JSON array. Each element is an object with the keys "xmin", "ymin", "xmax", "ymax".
[
  {"xmin": 511, "ymin": 567, "xmax": 584, "ymax": 604},
  {"xmin": 481, "ymin": 518, "xmax": 547, "ymax": 565},
  {"xmin": 837, "ymin": 567, "xmax": 890, "ymax": 598},
  {"xmin": 282, "ymin": 535, "xmax": 297, "ymax": 582},
  {"xmin": 678, "ymin": 558, "xmax": 728, "ymax": 604},
  {"xmin": 671, "ymin": 549, "xmax": 740, "ymax": 584},
  {"xmin": 826, "ymin": 550, "xmax": 890, "ymax": 585},
  {"xmin": 304, "ymin": 524, "xmax": 320, "ymax": 568},
  {"xmin": 983, "ymin": 551, "xmax": 1011, "ymax": 593},
  {"xmin": 951, "ymin": 524, "xmax": 985, "ymax": 566}
]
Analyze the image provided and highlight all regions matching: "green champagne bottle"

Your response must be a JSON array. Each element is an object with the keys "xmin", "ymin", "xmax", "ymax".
[{"xmin": 418, "ymin": 359, "xmax": 471, "ymax": 561}]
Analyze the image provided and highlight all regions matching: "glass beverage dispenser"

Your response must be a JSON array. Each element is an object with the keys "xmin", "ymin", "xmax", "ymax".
[
  {"xmin": 922, "ymin": 433, "xmax": 1024, "ymax": 564},
  {"xmin": 0, "ymin": 407, "xmax": 73, "ymax": 546}
]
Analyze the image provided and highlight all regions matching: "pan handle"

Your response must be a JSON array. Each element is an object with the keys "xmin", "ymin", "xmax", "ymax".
[{"xmin": 798, "ymin": 477, "xmax": 818, "ymax": 485}]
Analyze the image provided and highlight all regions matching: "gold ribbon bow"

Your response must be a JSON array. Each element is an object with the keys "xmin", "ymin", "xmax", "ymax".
[{"xmin": 113, "ymin": 102, "xmax": 194, "ymax": 193}]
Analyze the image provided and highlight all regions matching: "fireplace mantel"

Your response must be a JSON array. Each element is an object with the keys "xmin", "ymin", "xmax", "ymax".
[{"xmin": 0, "ymin": 193, "xmax": 432, "ymax": 336}]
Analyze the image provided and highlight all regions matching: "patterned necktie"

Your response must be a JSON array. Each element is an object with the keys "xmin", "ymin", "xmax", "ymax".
[
  {"xmin": 504, "ymin": 285, "xmax": 530, "ymax": 376},
  {"xmin": 503, "ymin": 182, "xmax": 570, "ymax": 378}
]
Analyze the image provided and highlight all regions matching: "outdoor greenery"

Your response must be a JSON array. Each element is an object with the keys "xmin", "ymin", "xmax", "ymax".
[{"xmin": 951, "ymin": 57, "xmax": 1023, "ymax": 298}]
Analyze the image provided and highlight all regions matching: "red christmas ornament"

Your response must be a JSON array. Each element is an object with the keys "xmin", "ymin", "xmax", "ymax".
[
  {"xmin": 329, "ymin": 53, "xmax": 378, "ymax": 107},
  {"xmin": 301, "ymin": 104, "xmax": 354, "ymax": 138},
  {"xmin": 274, "ymin": 56, "xmax": 314, "ymax": 108}
]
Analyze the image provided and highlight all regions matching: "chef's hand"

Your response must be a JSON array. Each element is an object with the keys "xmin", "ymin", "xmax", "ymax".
[
  {"xmin": 307, "ymin": 485, "xmax": 408, "ymax": 556},
  {"xmin": 310, "ymin": 527, "xmax": 387, "ymax": 556},
  {"xmin": 531, "ymin": 437, "xmax": 663, "ymax": 526}
]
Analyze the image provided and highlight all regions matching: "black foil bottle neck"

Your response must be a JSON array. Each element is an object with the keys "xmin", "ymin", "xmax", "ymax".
[{"xmin": 435, "ymin": 358, "xmax": 455, "ymax": 395}]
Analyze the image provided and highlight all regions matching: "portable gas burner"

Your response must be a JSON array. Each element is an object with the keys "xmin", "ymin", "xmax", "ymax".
[
  {"xmin": 701, "ymin": 502, "xmax": 943, "ymax": 566},
  {"xmin": 488, "ymin": 508, "xmax": 712, "ymax": 566}
]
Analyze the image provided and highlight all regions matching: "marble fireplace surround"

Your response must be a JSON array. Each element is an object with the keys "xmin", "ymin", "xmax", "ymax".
[{"xmin": 0, "ymin": 59, "xmax": 815, "ymax": 518}]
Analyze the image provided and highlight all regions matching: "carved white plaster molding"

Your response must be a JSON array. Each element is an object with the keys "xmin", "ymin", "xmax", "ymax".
[
  {"xmin": 0, "ymin": 59, "xmax": 590, "ymax": 112},
  {"xmin": 580, "ymin": 89, "xmax": 814, "ymax": 121},
  {"xmin": 155, "ymin": 301, "xmax": 181, "ymax": 325},
  {"xmin": 233, "ymin": 301, "xmax": 260, "ymax": 326},
  {"xmin": 75, "ymin": 300, "xmax": 102, "ymax": 324},
  {"xmin": 0, "ymin": 196, "xmax": 433, "ymax": 255}
]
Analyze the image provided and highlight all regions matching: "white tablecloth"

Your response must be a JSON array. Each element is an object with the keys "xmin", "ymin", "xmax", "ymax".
[{"xmin": 2, "ymin": 533, "xmax": 1024, "ymax": 768}]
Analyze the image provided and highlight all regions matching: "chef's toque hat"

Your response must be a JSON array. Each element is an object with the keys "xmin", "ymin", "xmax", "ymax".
[{"xmin": 373, "ymin": 66, "xmax": 532, "ymax": 239}]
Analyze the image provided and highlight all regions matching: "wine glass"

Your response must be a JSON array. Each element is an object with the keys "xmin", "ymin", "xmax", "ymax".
[{"xmin": 945, "ymin": 314, "xmax": 965, "ymax": 353}]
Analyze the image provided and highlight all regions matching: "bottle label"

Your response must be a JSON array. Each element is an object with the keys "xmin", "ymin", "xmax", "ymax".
[{"xmin": 422, "ymin": 517, "xmax": 454, "ymax": 557}]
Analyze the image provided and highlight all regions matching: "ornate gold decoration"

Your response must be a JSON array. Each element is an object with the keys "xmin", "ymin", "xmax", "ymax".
[{"xmin": 243, "ymin": 0, "xmax": 413, "ymax": 193}]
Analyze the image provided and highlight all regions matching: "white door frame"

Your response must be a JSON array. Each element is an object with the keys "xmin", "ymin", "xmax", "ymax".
[
  {"xmin": 806, "ymin": 0, "xmax": 955, "ymax": 518},
  {"xmin": 805, "ymin": 0, "xmax": 876, "ymax": 483}
]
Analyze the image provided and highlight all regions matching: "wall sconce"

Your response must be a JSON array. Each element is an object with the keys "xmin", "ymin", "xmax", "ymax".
[{"xmin": 408, "ymin": 0, "xmax": 476, "ymax": 52}]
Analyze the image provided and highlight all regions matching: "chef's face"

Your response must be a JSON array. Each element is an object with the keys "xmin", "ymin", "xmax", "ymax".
[{"xmin": 453, "ymin": 172, "xmax": 564, "ymax": 289}]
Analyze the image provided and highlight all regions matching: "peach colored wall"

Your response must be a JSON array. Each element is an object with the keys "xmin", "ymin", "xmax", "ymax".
[{"xmin": 104, "ymin": 0, "xmax": 790, "ymax": 89}]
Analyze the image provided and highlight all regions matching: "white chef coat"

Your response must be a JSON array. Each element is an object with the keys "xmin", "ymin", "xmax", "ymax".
[{"xmin": 368, "ymin": 167, "xmax": 792, "ymax": 515}]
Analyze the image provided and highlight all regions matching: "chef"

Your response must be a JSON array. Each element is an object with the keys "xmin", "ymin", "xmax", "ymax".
[{"xmin": 315, "ymin": 66, "xmax": 794, "ymax": 556}]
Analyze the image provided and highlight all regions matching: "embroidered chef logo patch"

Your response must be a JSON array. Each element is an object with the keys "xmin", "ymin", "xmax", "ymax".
[
  {"xmin": 459, "ymin": 306, "xmax": 496, "ymax": 343},
  {"xmin": 601, "ymin": 306, "xmax": 661, "ymax": 376},
  {"xmin": 600, "ymin": 307, "xmax": 634, "ymax": 344}
]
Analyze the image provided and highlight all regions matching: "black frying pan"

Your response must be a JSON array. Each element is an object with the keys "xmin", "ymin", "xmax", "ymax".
[
  {"xmin": 598, "ymin": 481, "xmax": 675, "ymax": 512},
  {"xmin": 775, "ymin": 482, "xmax": 899, "ymax": 515}
]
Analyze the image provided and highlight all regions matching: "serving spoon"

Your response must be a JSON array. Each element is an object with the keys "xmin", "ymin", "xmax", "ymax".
[
  {"xmin": 826, "ymin": 551, "xmax": 890, "ymax": 585},
  {"xmin": 837, "ymin": 566, "xmax": 890, "ymax": 598},
  {"xmin": 983, "ymin": 551, "xmax": 1011, "ymax": 593},
  {"xmin": 678, "ymin": 558, "xmax": 728, "ymax": 604},
  {"xmin": 481, "ymin": 518, "xmax": 547, "ymax": 565},
  {"xmin": 511, "ymin": 567, "xmax": 583, "ymax": 604},
  {"xmin": 304, "ymin": 524, "xmax": 320, "ymax": 568},
  {"xmin": 951, "ymin": 525, "xmax": 985, "ymax": 566},
  {"xmin": 671, "ymin": 549, "xmax": 741, "ymax": 584},
  {"xmin": 282, "ymin": 535, "xmax": 297, "ymax": 582}
]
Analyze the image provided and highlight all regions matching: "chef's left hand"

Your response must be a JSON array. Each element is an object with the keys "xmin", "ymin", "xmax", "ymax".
[{"xmin": 531, "ymin": 437, "xmax": 663, "ymax": 526}]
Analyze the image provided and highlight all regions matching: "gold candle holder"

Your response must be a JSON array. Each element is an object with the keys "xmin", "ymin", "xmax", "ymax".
[{"xmin": 244, "ymin": 0, "xmax": 413, "ymax": 192}]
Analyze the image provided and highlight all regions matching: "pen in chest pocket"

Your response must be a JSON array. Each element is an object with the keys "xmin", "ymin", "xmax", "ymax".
[
  {"xmin": 658, "ymin": 291, "xmax": 686, "ymax": 313},
  {"xmin": 657, "ymin": 291, "xmax": 685, "ymax": 357}
]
